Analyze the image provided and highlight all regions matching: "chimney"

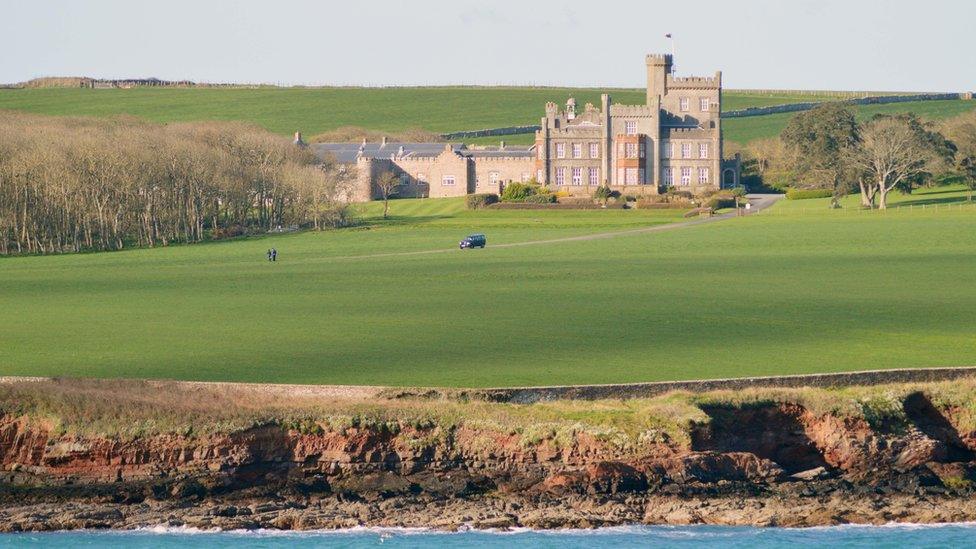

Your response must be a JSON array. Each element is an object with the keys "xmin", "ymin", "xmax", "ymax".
[
  {"xmin": 381, "ymin": 136, "xmax": 388, "ymax": 147},
  {"xmin": 293, "ymin": 131, "xmax": 304, "ymax": 146},
  {"xmin": 499, "ymin": 140, "xmax": 506, "ymax": 150}
]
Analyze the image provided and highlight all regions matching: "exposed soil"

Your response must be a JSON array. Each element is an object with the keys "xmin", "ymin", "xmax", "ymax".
[{"xmin": 4, "ymin": 390, "xmax": 976, "ymax": 531}]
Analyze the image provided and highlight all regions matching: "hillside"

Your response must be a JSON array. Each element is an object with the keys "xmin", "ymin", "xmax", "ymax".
[{"xmin": 2, "ymin": 86, "xmax": 969, "ymax": 146}]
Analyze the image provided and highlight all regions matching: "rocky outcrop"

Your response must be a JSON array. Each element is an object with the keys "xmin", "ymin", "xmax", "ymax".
[{"xmin": 5, "ymin": 391, "xmax": 976, "ymax": 531}]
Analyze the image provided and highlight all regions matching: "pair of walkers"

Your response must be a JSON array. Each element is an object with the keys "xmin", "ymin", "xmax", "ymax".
[{"xmin": 266, "ymin": 248, "xmax": 277, "ymax": 262}]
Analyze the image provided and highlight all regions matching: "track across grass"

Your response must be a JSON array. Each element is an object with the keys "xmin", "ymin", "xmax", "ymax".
[{"xmin": 2, "ymin": 187, "xmax": 975, "ymax": 387}]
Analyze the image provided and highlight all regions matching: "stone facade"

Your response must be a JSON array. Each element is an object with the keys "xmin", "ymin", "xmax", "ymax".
[
  {"xmin": 314, "ymin": 53, "xmax": 739, "ymax": 201},
  {"xmin": 536, "ymin": 53, "xmax": 736, "ymax": 195}
]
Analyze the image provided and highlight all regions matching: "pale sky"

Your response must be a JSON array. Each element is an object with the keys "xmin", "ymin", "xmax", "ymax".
[{"xmin": 2, "ymin": 0, "xmax": 973, "ymax": 91}]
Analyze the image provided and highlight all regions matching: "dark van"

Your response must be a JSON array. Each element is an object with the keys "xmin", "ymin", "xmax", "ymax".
[{"xmin": 459, "ymin": 233, "xmax": 486, "ymax": 249}]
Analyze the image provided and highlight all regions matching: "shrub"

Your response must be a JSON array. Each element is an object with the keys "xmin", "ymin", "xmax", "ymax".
[
  {"xmin": 500, "ymin": 182, "xmax": 538, "ymax": 202},
  {"xmin": 523, "ymin": 193, "xmax": 557, "ymax": 204},
  {"xmin": 465, "ymin": 193, "xmax": 499, "ymax": 209},
  {"xmin": 593, "ymin": 186, "xmax": 619, "ymax": 202},
  {"xmin": 666, "ymin": 189, "xmax": 694, "ymax": 200},
  {"xmin": 707, "ymin": 197, "xmax": 738, "ymax": 210},
  {"xmin": 786, "ymin": 188, "xmax": 834, "ymax": 200}
]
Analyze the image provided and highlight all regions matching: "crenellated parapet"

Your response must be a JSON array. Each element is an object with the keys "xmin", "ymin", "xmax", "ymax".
[
  {"xmin": 610, "ymin": 104, "xmax": 656, "ymax": 117},
  {"xmin": 667, "ymin": 72, "xmax": 721, "ymax": 90}
]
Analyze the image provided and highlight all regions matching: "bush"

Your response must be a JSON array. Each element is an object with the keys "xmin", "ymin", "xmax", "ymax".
[
  {"xmin": 500, "ymin": 182, "xmax": 538, "ymax": 202},
  {"xmin": 465, "ymin": 193, "xmax": 499, "ymax": 209},
  {"xmin": 667, "ymin": 189, "xmax": 693, "ymax": 198},
  {"xmin": 523, "ymin": 193, "xmax": 557, "ymax": 204},
  {"xmin": 786, "ymin": 188, "xmax": 834, "ymax": 200},
  {"xmin": 707, "ymin": 197, "xmax": 738, "ymax": 210},
  {"xmin": 593, "ymin": 186, "xmax": 619, "ymax": 202}
]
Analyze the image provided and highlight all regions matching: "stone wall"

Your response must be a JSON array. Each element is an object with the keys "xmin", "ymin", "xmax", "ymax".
[
  {"xmin": 468, "ymin": 366, "xmax": 976, "ymax": 403},
  {"xmin": 723, "ymin": 93, "xmax": 970, "ymax": 119}
]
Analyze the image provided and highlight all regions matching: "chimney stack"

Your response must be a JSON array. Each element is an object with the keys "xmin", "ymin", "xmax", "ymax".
[{"xmin": 381, "ymin": 136, "xmax": 388, "ymax": 147}]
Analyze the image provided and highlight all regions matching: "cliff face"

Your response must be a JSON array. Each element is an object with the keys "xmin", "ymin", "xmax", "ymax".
[{"xmin": 4, "ymin": 390, "xmax": 976, "ymax": 531}]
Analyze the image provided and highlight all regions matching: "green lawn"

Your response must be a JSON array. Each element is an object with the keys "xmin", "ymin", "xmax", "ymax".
[
  {"xmin": 2, "ymin": 189, "xmax": 975, "ymax": 387},
  {"xmin": 0, "ymin": 87, "xmax": 917, "ymax": 144}
]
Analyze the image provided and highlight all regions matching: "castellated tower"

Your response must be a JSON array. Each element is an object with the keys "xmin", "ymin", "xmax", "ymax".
[{"xmin": 645, "ymin": 54, "xmax": 672, "ymax": 105}]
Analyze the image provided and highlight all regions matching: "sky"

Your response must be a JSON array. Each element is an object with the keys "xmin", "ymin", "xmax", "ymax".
[{"xmin": 2, "ymin": 0, "xmax": 974, "ymax": 91}]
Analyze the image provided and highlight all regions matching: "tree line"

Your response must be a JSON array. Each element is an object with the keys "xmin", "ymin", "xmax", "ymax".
[
  {"xmin": 0, "ymin": 112, "xmax": 355, "ymax": 255},
  {"xmin": 734, "ymin": 106, "xmax": 976, "ymax": 208}
]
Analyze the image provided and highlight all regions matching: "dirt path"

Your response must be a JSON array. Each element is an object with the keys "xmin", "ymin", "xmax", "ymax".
[{"xmin": 327, "ymin": 194, "xmax": 783, "ymax": 262}]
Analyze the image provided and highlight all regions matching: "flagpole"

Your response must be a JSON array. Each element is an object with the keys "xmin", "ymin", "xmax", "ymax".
[{"xmin": 667, "ymin": 34, "xmax": 676, "ymax": 76}]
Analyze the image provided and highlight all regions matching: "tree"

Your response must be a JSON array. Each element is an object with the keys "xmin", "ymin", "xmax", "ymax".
[
  {"xmin": 847, "ymin": 115, "xmax": 952, "ymax": 210},
  {"xmin": 780, "ymin": 104, "xmax": 860, "ymax": 208},
  {"xmin": 942, "ymin": 110, "xmax": 976, "ymax": 202},
  {"xmin": 375, "ymin": 171, "xmax": 401, "ymax": 219},
  {"xmin": 0, "ymin": 111, "xmax": 354, "ymax": 255},
  {"xmin": 960, "ymin": 156, "xmax": 976, "ymax": 202}
]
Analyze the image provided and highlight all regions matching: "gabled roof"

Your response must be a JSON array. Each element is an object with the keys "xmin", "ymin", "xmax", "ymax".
[
  {"xmin": 311, "ymin": 142, "xmax": 535, "ymax": 163},
  {"xmin": 311, "ymin": 142, "xmax": 464, "ymax": 163}
]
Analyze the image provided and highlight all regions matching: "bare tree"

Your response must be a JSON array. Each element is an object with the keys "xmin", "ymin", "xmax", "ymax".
[
  {"xmin": 0, "ymin": 111, "xmax": 355, "ymax": 255},
  {"xmin": 847, "ymin": 116, "xmax": 946, "ymax": 210},
  {"xmin": 375, "ymin": 171, "xmax": 401, "ymax": 220}
]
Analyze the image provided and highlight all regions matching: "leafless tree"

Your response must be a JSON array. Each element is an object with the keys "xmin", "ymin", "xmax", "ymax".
[
  {"xmin": 0, "ymin": 111, "xmax": 354, "ymax": 255},
  {"xmin": 375, "ymin": 171, "xmax": 401, "ymax": 220}
]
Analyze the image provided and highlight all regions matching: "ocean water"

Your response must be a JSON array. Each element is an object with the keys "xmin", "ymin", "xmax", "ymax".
[{"xmin": 1, "ymin": 524, "xmax": 974, "ymax": 548}]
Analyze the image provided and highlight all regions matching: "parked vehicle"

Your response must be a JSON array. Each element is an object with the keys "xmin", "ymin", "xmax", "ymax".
[{"xmin": 459, "ymin": 233, "xmax": 486, "ymax": 249}]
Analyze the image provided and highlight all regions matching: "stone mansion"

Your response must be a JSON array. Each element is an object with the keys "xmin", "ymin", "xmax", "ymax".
[{"xmin": 313, "ymin": 54, "xmax": 740, "ymax": 201}]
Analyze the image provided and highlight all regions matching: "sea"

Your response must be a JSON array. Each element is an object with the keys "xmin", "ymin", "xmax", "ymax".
[{"xmin": 1, "ymin": 524, "xmax": 974, "ymax": 548}]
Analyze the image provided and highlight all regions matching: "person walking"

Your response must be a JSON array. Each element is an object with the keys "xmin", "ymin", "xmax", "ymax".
[
  {"xmin": 267, "ymin": 249, "xmax": 272, "ymax": 262},
  {"xmin": 271, "ymin": 248, "xmax": 277, "ymax": 262}
]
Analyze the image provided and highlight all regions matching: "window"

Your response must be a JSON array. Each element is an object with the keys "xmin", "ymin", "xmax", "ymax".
[
  {"xmin": 489, "ymin": 172, "xmax": 499, "ymax": 184},
  {"xmin": 638, "ymin": 168, "xmax": 645, "ymax": 184},
  {"xmin": 680, "ymin": 167, "xmax": 692, "ymax": 186},
  {"xmin": 625, "ymin": 120, "xmax": 637, "ymax": 135},
  {"xmin": 680, "ymin": 97, "xmax": 690, "ymax": 112},
  {"xmin": 699, "ymin": 167, "xmax": 710, "ymax": 184},
  {"xmin": 663, "ymin": 167, "xmax": 673, "ymax": 186},
  {"xmin": 536, "ymin": 169, "xmax": 544, "ymax": 182},
  {"xmin": 556, "ymin": 143, "xmax": 566, "ymax": 159},
  {"xmin": 681, "ymin": 143, "xmax": 692, "ymax": 159},
  {"xmin": 625, "ymin": 142, "xmax": 638, "ymax": 159},
  {"xmin": 572, "ymin": 167, "xmax": 582, "ymax": 185},
  {"xmin": 442, "ymin": 175, "xmax": 456, "ymax": 186},
  {"xmin": 588, "ymin": 167, "xmax": 599, "ymax": 185},
  {"xmin": 699, "ymin": 143, "xmax": 709, "ymax": 159},
  {"xmin": 399, "ymin": 173, "xmax": 410, "ymax": 185},
  {"xmin": 521, "ymin": 172, "xmax": 531, "ymax": 182},
  {"xmin": 556, "ymin": 167, "xmax": 566, "ymax": 185},
  {"xmin": 417, "ymin": 173, "xmax": 426, "ymax": 182},
  {"xmin": 572, "ymin": 143, "xmax": 582, "ymax": 159},
  {"xmin": 700, "ymin": 97, "xmax": 710, "ymax": 112},
  {"xmin": 662, "ymin": 141, "xmax": 672, "ymax": 159},
  {"xmin": 589, "ymin": 142, "xmax": 599, "ymax": 158},
  {"xmin": 625, "ymin": 168, "xmax": 638, "ymax": 184},
  {"xmin": 639, "ymin": 141, "xmax": 646, "ymax": 159}
]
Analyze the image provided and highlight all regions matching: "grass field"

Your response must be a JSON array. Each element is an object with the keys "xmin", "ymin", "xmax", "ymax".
[
  {"xmin": 3, "ymin": 187, "xmax": 975, "ymax": 387},
  {"xmin": 3, "ymin": 87, "xmax": 959, "ymax": 146},
  {"xmin": 723, "ymin": 99, "xmax": 976, "ymax": 145}
]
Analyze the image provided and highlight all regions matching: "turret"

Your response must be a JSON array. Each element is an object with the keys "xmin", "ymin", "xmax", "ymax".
[{"xmin": 646, "ymin": 53, "xmax": 672, "ymax": 105}]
